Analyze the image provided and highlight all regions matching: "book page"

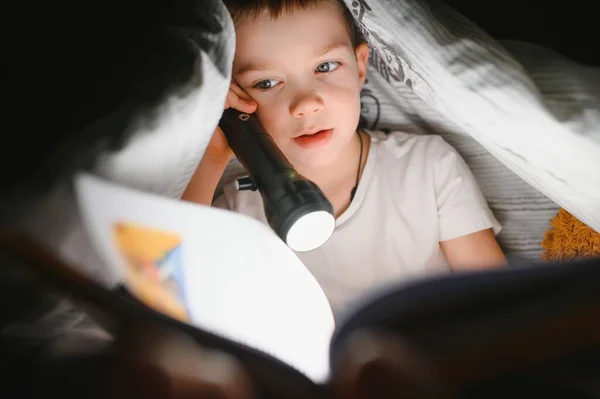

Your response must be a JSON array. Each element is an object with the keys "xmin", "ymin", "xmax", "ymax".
[{"xmin": 74, "ymin": 173, "xmax": 335, "ymax": 383}]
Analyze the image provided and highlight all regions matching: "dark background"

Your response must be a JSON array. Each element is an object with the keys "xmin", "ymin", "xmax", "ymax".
[{"xmin": 443, "ymin": 0, "xmax": 599, "ymax": 65}]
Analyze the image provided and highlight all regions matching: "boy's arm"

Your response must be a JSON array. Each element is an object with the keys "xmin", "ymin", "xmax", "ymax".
[
  {"xmin": 180, "ymin": 127, "xmax": 232, "ymax": 206},
  {"xmin": 440, "ymin": 229, "xmax": 507, "ymax": 271},
  {"xmin": 182, "ymin": 83, "xmax": 257, "ymax": 206},
  {"xmin": 430, "ymin": 136, "xmax": 507, "ymax": 271}
]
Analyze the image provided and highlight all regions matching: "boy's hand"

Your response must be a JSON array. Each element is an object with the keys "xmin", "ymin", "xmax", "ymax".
[
  {"xmin": 206, "ymin": 82, "xmax": 258, "ymax": 160},
  {"xmin": 182, "ymin": 81, "xmax": 257, "ymax": 205},
  {"xmin": 225, "ymin": 81, "xmax": 258, "ymax": 113}
]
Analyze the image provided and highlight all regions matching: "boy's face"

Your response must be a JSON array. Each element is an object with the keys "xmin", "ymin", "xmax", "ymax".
[{"xmin": 233, "ymin": 1, "xmax": 369, "ymax": 169}]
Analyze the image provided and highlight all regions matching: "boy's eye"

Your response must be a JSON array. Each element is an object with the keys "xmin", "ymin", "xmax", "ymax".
[
  {"xmin": 315, "ymin": 61, "xmax": 340, "ymax": 73},
  {"xmin": 255, "ymin": 79, "xmax": 280, "ymax": 90}
]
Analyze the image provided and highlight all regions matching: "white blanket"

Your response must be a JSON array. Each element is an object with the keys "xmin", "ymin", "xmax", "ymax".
[{"xmin": 343, "ymin": 0, "xmax": 600, "ymax": 241}]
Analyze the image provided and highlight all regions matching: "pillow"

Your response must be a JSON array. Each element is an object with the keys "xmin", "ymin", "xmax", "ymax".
[
  {"xmin": 93, "ymin": 0, "xmax": 235, "ymax": 199},
  {"xmin": 344, "ymin": 0, "xmax": 600, "ymax": 251}
]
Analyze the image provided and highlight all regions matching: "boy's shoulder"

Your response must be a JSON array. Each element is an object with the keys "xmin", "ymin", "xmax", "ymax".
[{"xmin": 366, "ymin": 130, "xmax": 456, "ymax": 162}]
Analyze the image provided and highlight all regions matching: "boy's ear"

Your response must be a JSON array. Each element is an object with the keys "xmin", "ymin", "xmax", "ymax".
[{"xmin": 355, "ymin": 43, "xmax": 370, "ymax": 87}]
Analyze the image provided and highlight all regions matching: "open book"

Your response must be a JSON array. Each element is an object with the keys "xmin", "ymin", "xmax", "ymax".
[
  {"xmin": 23, "ymin": 172, "xmax": 593, "ymax": 396},
  {"xmin": 75, "ymin": 172, "xmax": 337, "ymax": 383}
]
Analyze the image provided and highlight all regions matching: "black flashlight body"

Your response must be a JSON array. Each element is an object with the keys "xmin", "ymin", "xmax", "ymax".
[{"xmin": 218, "ymin": 108, "xmax": 335, "ymax": 252}]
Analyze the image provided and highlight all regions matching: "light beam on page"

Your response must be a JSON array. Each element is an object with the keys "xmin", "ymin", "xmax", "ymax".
[{"xmin": 74, "ymin": 173, "xmax": 336, "ymax": 383}]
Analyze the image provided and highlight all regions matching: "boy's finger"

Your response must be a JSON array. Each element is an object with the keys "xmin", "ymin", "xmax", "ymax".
[
  {"xmin": 225, "ymin": 90, "xmax": 239, "ymax": 110},
  {"xmin": 226, "ymin": 91, "xmax": 240, "ymax": 110},
  {"xmin": 230, "ymin": 87, "xmax": 256, "ymax": 103},
  {"xmin": 230, "ymin": 83, "xmax": 258, "ymax": 107},
  {"xmin": 236, "ymin": 98, "xmax": 258, "ymax": 114},
  {"xmin": 229, "ymin": 82, "xmax": 248, "ymax": 98},
  {"xmin": 227, "ymin": 91, "xmax": 257, "ymax": 114}
]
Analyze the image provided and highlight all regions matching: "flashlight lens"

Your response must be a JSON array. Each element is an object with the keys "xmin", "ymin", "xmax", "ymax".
[{"xmin": 285, "ymin": 211, "xmax": 335, "ymax": 252}]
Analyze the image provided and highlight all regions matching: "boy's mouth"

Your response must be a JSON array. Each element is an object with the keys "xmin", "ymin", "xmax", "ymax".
[{"xmin": 293, "ymin": 129, "xmax": 333, "ymax": 149}]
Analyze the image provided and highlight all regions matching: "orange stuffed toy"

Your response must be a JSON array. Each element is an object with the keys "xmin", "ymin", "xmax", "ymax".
[{"xmin": 541, "ymin": 208, "xmax": 600, "ymax": 261}]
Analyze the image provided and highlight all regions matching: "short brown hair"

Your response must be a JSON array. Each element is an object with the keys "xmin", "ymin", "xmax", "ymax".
[{"xmin": 222, "ymin": 0, "xmax": 364, "ymax": 47}]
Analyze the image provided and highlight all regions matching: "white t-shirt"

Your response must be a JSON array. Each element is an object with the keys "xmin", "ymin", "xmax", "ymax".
[{"xmin": 214, "ymin": 131, "xmax": 501, "ymax": 313}]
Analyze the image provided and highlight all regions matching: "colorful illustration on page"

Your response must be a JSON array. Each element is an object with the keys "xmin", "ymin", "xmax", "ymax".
[{"xmin": 113, "ymin": 221, "xmax": 189, "ymax": 322}]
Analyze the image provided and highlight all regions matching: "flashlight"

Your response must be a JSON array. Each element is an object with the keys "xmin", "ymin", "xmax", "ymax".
[{"xmin": 218, "ymin": 108, "xmax": 335, "ymax": 252}]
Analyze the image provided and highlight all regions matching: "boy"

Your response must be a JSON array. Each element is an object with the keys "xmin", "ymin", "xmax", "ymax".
[{"xmin": 182, "ymin": 0, "xmax": 506, "ymax": 312}]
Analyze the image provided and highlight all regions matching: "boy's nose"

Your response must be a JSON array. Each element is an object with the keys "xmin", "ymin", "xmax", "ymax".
[{"xmin": 290, "ymin": 91, "xmax": 324, "ymax": 118}]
